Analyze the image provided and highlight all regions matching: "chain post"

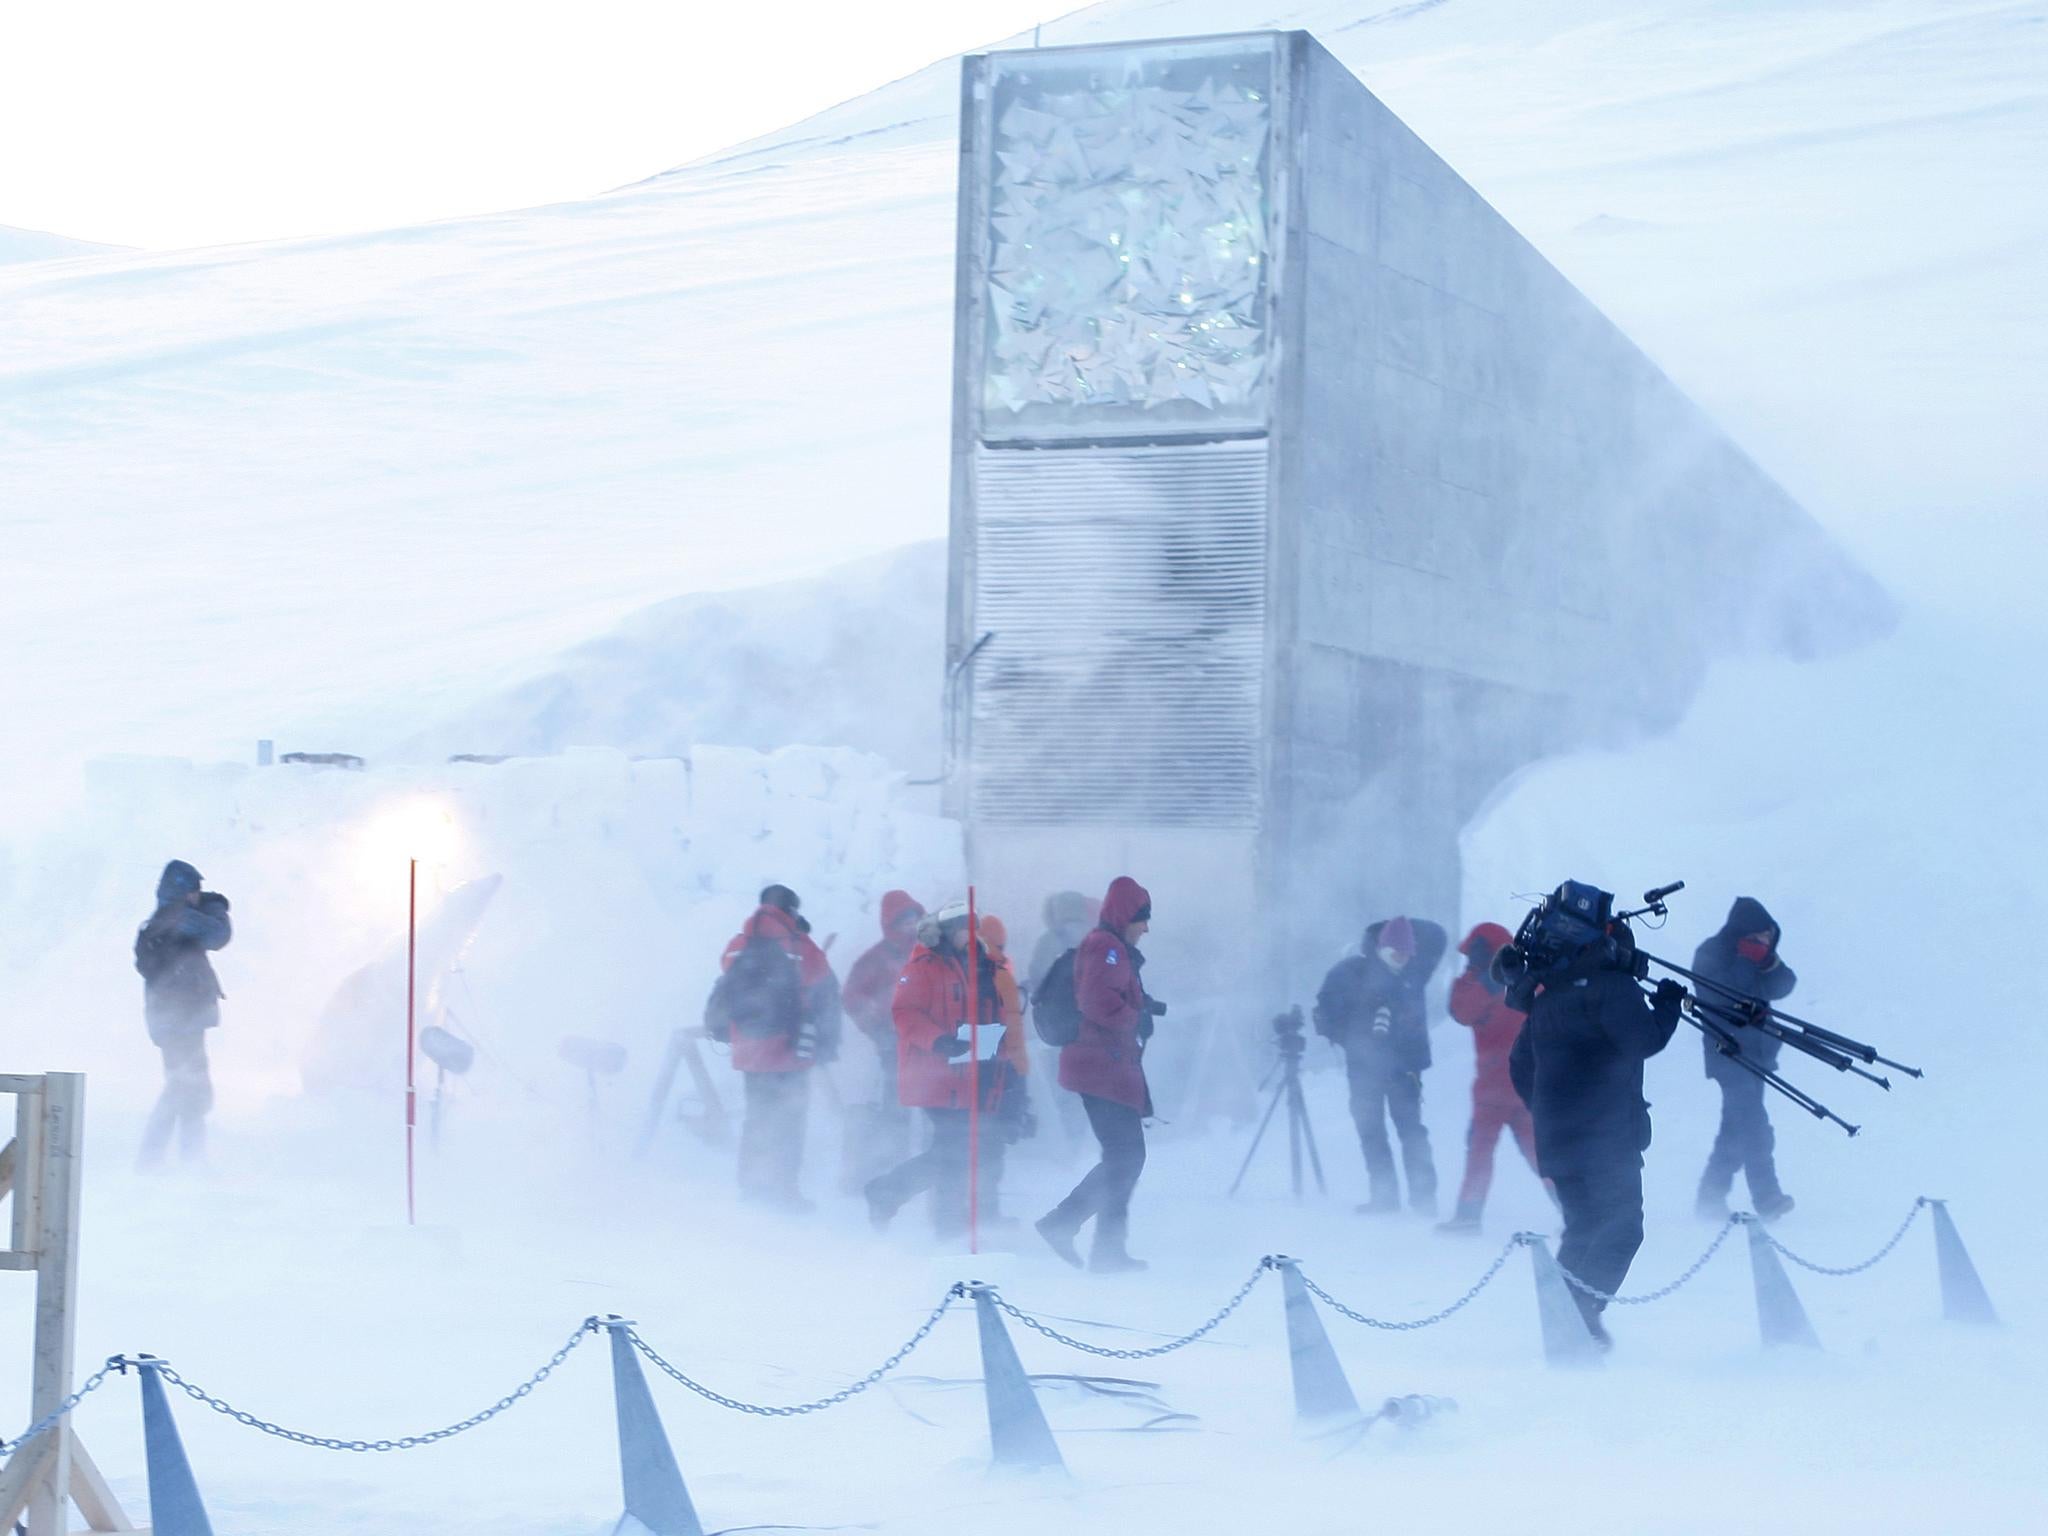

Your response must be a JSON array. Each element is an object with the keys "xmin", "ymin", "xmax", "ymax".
[
  {"xmin": 1738, "ymin": 1215, "xmax": 1822, "ymax": 1350},
  {"xmin": 966, "ymin": 1284, "xmax": 1065, "ymax": 1475},
  {"xmin": 1519, "ymin": 1234, "xmax": 1604, "ymax": 1368},
  {"xmin": 598, "ymin": 1316, "xmax": 704, "ymax": 1536},
  {"xmin": 1924, "ymin": 1198, "xmax": 2001, "ymax": 1326},
  {"xmin": 1272, "ymin": 1257, "xmax": 1360, "ymax": 1426},
  {"xmin": 132, "ymin": 1355, "xmax": 215, "ymax": 1536}
]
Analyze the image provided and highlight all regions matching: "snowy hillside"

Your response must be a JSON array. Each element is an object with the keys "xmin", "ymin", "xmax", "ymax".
[
  {"xmin": 4, "ymin": 0, "xmax": 2043, "ymax": 788},
  {"xmin": 0, "ymin": 221, "xmax": 122, "ymax": 264}
]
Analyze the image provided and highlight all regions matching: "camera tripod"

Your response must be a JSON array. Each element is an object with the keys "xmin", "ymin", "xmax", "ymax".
[{"xmin": 1229, "ymin": 1006, "xmax": 1328, "ymax": 1200}]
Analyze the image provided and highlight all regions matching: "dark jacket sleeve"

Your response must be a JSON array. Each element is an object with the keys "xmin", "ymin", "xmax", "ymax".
[
  {"xmin": 1508, "ymin": 1022, "xmax": 1534, "ymax": 1107},
  {"xmin": 176, "ymin": 899, "xmax": 232, "ymax": 950},
  {"xmin": 1754, "ymin": 957, "xmax": 1797, "ymax": 1003},
  {"xmin": 1410, "ymin": 920, "xmax": 1449, "ymax": 984},
  {"xmin": 1313, "ymin": 959, "xmax": 1358, "ymax": 1041},
  {"xmin": 1595, "ymin": 972, "xmax": 1680, "ymax": 1058}
]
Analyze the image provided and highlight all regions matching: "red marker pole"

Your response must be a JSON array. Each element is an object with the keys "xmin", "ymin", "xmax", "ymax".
[
  {"xmin": 966, "ymin": 885, "xmax": 980, "ymax": 1256},
  {"xmin": 406, "ymin": 857, "xmax": 418, "ymax": 1226}
]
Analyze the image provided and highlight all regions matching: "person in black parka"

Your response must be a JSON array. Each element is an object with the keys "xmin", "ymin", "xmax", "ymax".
[
  {"xmin": 135, "ymin": 859, "xmax": 232, "ymax": 1167},
  {"xmin": 1509, "ymin": 936, "xmax": 1685, "ymax": 1345},
  {"xmin": 1693, "ymin": 897, "xmax": 1799, "ymax": 1221},
  {"xmin": 1315, "ymin": 916, "xmax": 1447, "ymax": 1216}
]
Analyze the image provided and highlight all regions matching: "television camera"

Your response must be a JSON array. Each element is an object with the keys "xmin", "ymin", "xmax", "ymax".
[{"xmin": 1492, "ymin": 880, "xmax": 1922, "ymax": 1136}]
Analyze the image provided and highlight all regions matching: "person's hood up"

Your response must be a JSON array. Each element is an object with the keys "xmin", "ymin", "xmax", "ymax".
[
  {"xmin": 879, "ymin": 889, "xmax": 924, "ymax": 936},
  {"xmin": 745, "ymin": 905, "xmax": 805, "ymax": 945},
  {"xmin": 157, "ymin": 860, "xmax": 203, "ymax": 903},
  {"xmin": 1719, "ymin": 897, "xmax": 1778, "ymax": 945},
  {"xmin": 1042, "ymin": 890, "xmax": 1095, "ymax": 929},
  {"xmin": 1099, "ymin": 876, "xmax": 1151, "ymax": 932},
  {"xmin": 978, "ymin": 914, "xmax": 1008, "ymax": 953},
  {"xmin": 1461, "ymin": 921, "xmax": 1513, "ymax": 957}
]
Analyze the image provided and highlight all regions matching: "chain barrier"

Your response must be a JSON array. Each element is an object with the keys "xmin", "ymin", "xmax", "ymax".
[
  {"xmin": 0, "ymin": 1357, "xmax": 120, "ymax": 1457},
  {"xmin": 989, "ymin": 1261, "xmax": 1274, "ymax": 1359},
  {"xmin": 1296, "ymin": 1237, "xmax": 1524, "ymax": 1331},
  {"xmin": 626, "ymin": 1286, "xmax": 964, "ymax": 1416},
  {"xmin": 1761, "ymin": 1198, "xmax": 1928, "ymax": 1277},
  {"xmin": 133, "ymin": 1320, "xmax": 598, "ymax": 1452},
  {"xmin": 1553, "ymin": 1216, "xmax": 1742, "ymax": 1306}
]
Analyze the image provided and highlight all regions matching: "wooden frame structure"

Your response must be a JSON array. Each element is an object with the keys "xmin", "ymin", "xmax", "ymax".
[{"xmin": 0, "ymin": 1073, "xmax": 138, "ymax": 1535}]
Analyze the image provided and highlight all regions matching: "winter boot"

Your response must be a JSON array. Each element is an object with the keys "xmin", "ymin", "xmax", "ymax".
[
  {"xmin": 1355, "ymin": 1194, "xmax": 1400, "ymax": 1216},
  {"xmin": 1035, "ymin": 1212, "xmax": 1084, "ymax": 1269},
  {"xmin": 862, "ymin": 1177, "xmax": 897, "ymax": 1232},
  {"xmin": 1694, "ymin": 1186, "xmax": 1732, "ymax": 1223},
  {"xmin": 1435, "ymin": 1201, "xmax": 1484, "ymax": 1235},
  {"xmin": 1089, "ymin": 1244, "xmax": 1150, "ymax": 1275},
  {"xmin": 1754, "ymin": 1192, "xmax": 1796, "ymax": 1224}
]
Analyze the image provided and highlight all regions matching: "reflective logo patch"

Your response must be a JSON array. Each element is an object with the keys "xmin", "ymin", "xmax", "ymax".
[{"xmin": 1106, "ymin": 950, "xmax": 1119, "ymax": 965}]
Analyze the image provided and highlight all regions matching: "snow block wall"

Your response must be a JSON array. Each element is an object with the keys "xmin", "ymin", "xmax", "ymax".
[{"xmin": 0, "ymin": 748, "xmax": 962, "ymax": 1111}]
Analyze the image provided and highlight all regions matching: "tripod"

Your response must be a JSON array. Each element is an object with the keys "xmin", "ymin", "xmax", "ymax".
[{"xmin": 1229, "ymin": 1007, "xmax": 1328, "ymax": 1199}]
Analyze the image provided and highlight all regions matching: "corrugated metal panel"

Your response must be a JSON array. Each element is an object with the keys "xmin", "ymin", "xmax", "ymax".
[{"xmin": 967, "ymin": 439, "xmax": 1269, "ymax": 827}]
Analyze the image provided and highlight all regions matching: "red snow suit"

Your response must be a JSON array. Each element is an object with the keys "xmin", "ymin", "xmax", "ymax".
[
  {"xmin": 1449, "ymin": 921, "xmax": 1539, "ymax": 1206},
  {"xmin": 719, "ymin": 905, "xmax": 836, "ymax": 1074},
  {"xmin": 891, "ymin": 940, "xmax": 1024, "ymax": 1110},
  {"xmin": 1058, "ymin": 876, "xmax": 1153, "ymax": 1113},
  {"xmin": 843, "ymin": 890, "xmax": 922, "ymax": 1047}
]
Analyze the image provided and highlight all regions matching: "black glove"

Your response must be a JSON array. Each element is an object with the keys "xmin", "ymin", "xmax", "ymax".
[
  {"xmin": 933, "ymin": 1033, "xmax": 970, "ymax": 1060},
  {"xmin": 1652, "ymin": 979, "xmax": 1687, "ymax": 1015},
  {"xmin": 1144, "ymin": 998, "xmax": 1168, "ymax": 1018}
]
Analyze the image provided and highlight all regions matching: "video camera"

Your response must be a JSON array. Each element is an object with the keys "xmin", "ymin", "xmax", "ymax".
[{"xmin": 1497, "ymin": 878, "xmax": 1921, "ymax": 1137}]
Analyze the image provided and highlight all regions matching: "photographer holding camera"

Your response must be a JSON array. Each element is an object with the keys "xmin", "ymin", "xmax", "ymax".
[
  {"xmin": 1503, "ymin": 885, "xmax": 1686, "ymax": 1347},
  {"xmin": 1313, "ymin": 915, "xmax": 1447, "ymax": 1217},
  {"xmin": 134, "ymin": 859, "xmax": 232, "ymax": 1168}
]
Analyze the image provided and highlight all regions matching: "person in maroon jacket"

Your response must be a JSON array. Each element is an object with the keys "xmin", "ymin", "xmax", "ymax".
[
  {"xmin": 842, "ymin": 890, "xmax": 925, "ymax": 1110},
  {"xmin": 713, "ymin": 884, "xmax": 841, "ymax": 1212},
  {"xmin": 1438, "ymin": 922, "xmax": 1545, "ymax": 1233},
  {"xmin": 1035, "ymin": 875, "xmax": 1161, "ymax": 1273}
]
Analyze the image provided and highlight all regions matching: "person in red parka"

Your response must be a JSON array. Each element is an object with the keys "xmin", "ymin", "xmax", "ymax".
[
  {"xmin": 1036, "ymin": 876, "xmax": 1159, "ymax": 1273},
  {"xmin": 863, "ymin": 900, "xmax": 1026, "ymax": 1240},
  {"xmin": 842, "ymin": 890, "xmax": 925, "ymax": 1109},
  {"xmin": 713, "ymin": 884, "xmax": 841, "ymax": 1212},
  {"xmin": 1438, "ymin": 921, "xmax": 1544, "ymax": 1234}
]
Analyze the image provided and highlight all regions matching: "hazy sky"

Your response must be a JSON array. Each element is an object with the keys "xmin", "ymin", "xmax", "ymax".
[{"xmin": 0, "ymin": 0, "xmax": 1066, "ymax": 250}]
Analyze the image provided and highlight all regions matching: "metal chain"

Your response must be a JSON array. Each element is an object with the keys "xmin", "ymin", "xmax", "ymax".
[
  {"xmin": 0, "ymin": 1358, "xmax": 120, "ymax": 1457},
  {"xmin": 627, "ymin": 1288, "xmax": 963, "ymax": 1416},
  {"xmin": 1762, "ymin": 1199, "xmax": 1928, "ymax": 1277},
  {"xmin": 136, "ymin": 1321, "xmax": 597, "ymax": 1452},
  {"xmin": 1554, "ymin": 1217, "xmax": 1741, "ymax": 1305},
  {"xmin": 991, "ymin": 1262, "xmax": 1273, "ymax": 1358},
  {"xmin": 1296, "ymin": 1238, "xmax": 1523, "ymax": 1330}
]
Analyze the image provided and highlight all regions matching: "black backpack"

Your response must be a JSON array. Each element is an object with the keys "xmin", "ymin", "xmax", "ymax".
[
  {"xmin": 134, "ymin": 917, "xmax": 180, "ymax": 984},
  {"xmin": 705, "ymin": 934, "xmax": 805, "ymax": 1043},
  {"xmin": 1032, "ymin": 948, "xmax": 1083, "ymax": 1047}
]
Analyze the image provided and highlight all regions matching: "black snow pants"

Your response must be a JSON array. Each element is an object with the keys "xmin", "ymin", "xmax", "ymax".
[
  {"xmin": 1045, "ymin": 1095, "xmax": 1147, "ymax": 1257},
  {"xmin": 1345, "ymin": 1057, "xmax": 1437, "ymax": 1211},
  {"xmin": 738, "ymin": 1069, "xmax": 809, "ymax": 1206},
  {"xmin": 1698, "ymin": 1075, "xmax": 1783, "ymax": 1207},
  {"xmin": 1553, "ymin": 1164, "xmax": 1646, "ymax": 1319}
]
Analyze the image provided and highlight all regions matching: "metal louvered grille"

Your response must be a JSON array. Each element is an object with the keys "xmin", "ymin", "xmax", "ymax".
[{"xmin": 967, "ymin": 439, "xmax": 1269, "ymax": 827}]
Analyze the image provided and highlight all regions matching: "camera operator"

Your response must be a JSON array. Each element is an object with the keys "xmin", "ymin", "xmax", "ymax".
[
  {"xmin": 1036, "ymin": 876, "xmax": 1159, "ymax": 1273},
  {"xmin": 134, "ymin": 859, "xmax": 232, "ymax": 1168},
  {"xmin": 1693, "ymin": 897, "xmax": 1799, "ymax": 1223},
  {"xmin": 1313, "ymin": 916, "xmax": 1446, "ymax": 1216},
  {"xmin": 1505, "ymin": 905, "xmax": 1685, "ymax": 1347}
]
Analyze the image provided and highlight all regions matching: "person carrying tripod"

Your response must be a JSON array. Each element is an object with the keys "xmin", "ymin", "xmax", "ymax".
[{"xmin": 1692, "ymin": 897, "xmax": 1799, "ymax": 1222}]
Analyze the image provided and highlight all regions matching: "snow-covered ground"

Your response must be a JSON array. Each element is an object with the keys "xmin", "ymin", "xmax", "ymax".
[{"xmin": 4, "ymin": 0, "xmax": 2046, "ymax": 1530}]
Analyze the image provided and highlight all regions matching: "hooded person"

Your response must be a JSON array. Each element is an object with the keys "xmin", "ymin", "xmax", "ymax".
[
  {"xmin": 134, "ymin": 859, "xmax": 232, "ymax": 1167},
  {"xmin": 1313, "ymin": 915, "xmax": 1448, "ymax": 1215},
  {"xmin": 1036, "ymin": 876, "xmax": 1160, "ymax": 1273},
  {"xmin": 712, "ymin": 883, "xmax": 841, "ymax": 1212},
  {"xmin": 1438, "ymin": 922, "xmax": 1544, "ymax": 1233},
  {"xmin": 842, "ymin": 891, "xmax": 925, "ymax": 1100},
  {"xmin": 1693, "ymin": 897, "xmax": 1799, "ymax": 1222},
  {"xmin": 863, "ymin": 900, "xmax": 1027, "ymax": 1239}
]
